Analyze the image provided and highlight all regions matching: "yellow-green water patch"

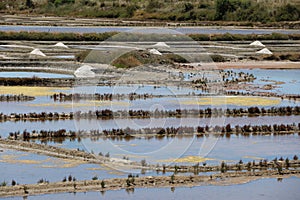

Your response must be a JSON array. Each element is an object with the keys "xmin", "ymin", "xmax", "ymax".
[
  {"xmin": 0, "ymin": 86, "xmax": 70, "ymax": 96},
  {"xmin": 177, "ymin": 96, "xmax": 281, "ymax": 106},
  {"xmin": 157, "ymin": 156, "xmax": 214, "ymax": 163},
  {"xmin": 242, "ymin": 156, "xmax": 265, "ymax": 160}
]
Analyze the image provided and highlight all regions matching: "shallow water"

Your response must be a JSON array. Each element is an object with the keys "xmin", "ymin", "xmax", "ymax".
[
  {"xmin": 79, "ymin": 134, "xmax": 300, "ymax": 165},
  {"xmin": 1, "ymin": 69, "xmax": 300, "ymax": 114},
  {"xmin": 0, "ymin": 72, "xmax": 73, "ymax": 78},
  {"xmin": 1, "ymin": 115, "xmax": 300, "ymax": 138},
  {"xmin": 1, "ymin": 69, "xmax": 300, "ymax": 191},
  {"xmin": 1, "ymin": 25, "xmax": 299, "ymax": 34},
  {"xmin": 0, "ymin": 133, "xmax": 299, "ymax": 185},
  {"xmin": 231, "ymin": 69, "xmax": 300, "ymax": 95},
  {"xmin": 1, "ymin": 95, "xmax": 298, "ymax": 115},
  {"xmin": 4, "ymin": 177, "xmax": 300, "ymax": 200},
  {"xmin": 2, "ymin": 129, "xmax": 298, "ymax": 166},
  {"xmin": 0, "ymin": 149, "xmax": 161, "ymax": 185}
]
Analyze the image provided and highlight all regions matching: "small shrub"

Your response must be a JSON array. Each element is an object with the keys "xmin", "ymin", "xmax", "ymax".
[
  {"xmin": 141, "ymin": 159, "xmax": 147, "ymax": 166},
  {"xmin": 211, "ymin": 54, "xmax": 226, "ymax": 62},
  {"xmin": 0, "ymin": 181, "xmax": 7, "ymax": 187},
  {"xmin": 101, "ymin": 180, "xmax": 105, "ymax": 188}
]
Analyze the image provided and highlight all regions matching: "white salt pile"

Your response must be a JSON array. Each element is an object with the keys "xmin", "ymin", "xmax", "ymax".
[
  {"xmin": 149, "ymin": 48, "xmax": 162, "ymax": 56},
  {"xmin": 54, "ymin": 42, "xmax": 68, "ymax": 48},
  {"xmin": 256, "ymin": 48, "xmax": 273, "ymax": 55},
  {"xmin": 74, "ymin": 65, "xmax": 95, "ymax": 77},
  {"xmin": 250, "ymin": 41, "xmax": 265, "ymax": 47},
  {"xmin": 30, "ymin": 49, "xmax": 46, "ymax": 57},
  {"xmin": 152, "ymin": 42, "xmax": 170, "ymax": 48}
]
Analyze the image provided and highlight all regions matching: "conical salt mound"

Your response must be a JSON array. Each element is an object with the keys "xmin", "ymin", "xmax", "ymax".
[
  {"xmin": 256, "ymin": 48, "xmax": 273, "ymax": 55},
  {"xmin": 153, "ymin": 42, "xmax": 170, "ymax": 48},
  {"xmin": 250, "ymin": 41, "xmax": 265, "ymax": 47},
  {"xmin": 30, "ymin": 49, "xmax": 46, "ymax": 57},
  {"xmin": 54, "ymin": 42, "xmax": 68, "ymax": 48},
  {"xmin": 149, "ymin": 48, "xmax": 162, "ymax": 56},
  {"xmin": 74, "ymin": 65, "xmax": 95, "ymax": 77}
]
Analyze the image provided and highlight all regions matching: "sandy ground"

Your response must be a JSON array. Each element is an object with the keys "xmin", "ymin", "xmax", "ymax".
[{"xmin": 215, "ymin": 61, "xmax": 300, "ymax": 69}]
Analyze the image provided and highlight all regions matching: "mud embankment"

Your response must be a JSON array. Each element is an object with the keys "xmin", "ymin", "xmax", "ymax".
[
  {"xmin": 0, "ymin": 170, "xmax": 300, "ymax": 198},
  {"xmin": 0, "ymin": 94, "xmax": 34, "ymax": 102},
  {"xmin": 50, "ymin": 92, "xmax": 300, "ymax": 102},
  {"xmin": 0, "ymin": 139, "xmax": 136, "ymax": 168}
]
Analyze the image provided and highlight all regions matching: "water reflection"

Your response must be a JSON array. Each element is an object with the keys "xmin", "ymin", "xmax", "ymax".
[{"xmin": 1, "ymin": 115, "xmax": 300, "ymax": 138}]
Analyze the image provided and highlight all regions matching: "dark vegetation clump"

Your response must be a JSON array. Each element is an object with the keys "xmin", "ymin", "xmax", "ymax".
[{"xmin": 0, "ymin": 0, "xmax": 299, "ymax": 23}]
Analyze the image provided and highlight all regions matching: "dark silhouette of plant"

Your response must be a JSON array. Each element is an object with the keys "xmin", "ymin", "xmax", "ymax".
[
  {"xmin": 141, "ymin": 159, "xmax": 147, "ymax": 166},
  {"xmin": 101, "ymin": 180, "xmax": 105, "ymax": 188},
  {"xmin": 285, "ymin": 158, "xmax": 290, "ymax": 169},
  {"xmin": 0, "ymin": 181, "xmax": 7, "ymax": 187},
  {"xmin": 293, "ymin": 155, "xmax": 298, "ymax": 160},
  {"xmin": 11, "ymin": 180, "xmax": 16, "ymax": 186},
  {"xmin": 170, "ymin": 174, "xmax": 175, "ymax": 184}
]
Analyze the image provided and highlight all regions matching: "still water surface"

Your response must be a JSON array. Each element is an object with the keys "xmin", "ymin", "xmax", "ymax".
[{"xmin": 1, "ymin": 26, "xmax": 299, "ymax": 35}]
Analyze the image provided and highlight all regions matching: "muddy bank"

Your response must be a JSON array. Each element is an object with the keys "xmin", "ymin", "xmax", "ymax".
[
  {"xmin": 50, "ymin": 91, "xmax": 300, "ymax": 103},
  {"xmin": 0, "ymin": 77, "xmax": 188, "ymax": 87},
  {"xmin": 0, "ymin": 138, "xmax": 137, "ymax": 168},
  {"xmin": 215, "ymin": 61, "xmax": 300, "ymax": 69},
  {"xmin": 0, "ymin": 170, "xmax": 299, "ymax": 198},
  {"xmin": 0, "ymin": 94, "xmax": 34, "ymax": 102}
]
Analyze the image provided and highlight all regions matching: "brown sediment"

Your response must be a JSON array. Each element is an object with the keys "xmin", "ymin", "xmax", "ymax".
[
  {"xmin": 215, "ymin": 61, "xmax": 300, "ymax": 69},
  {"xmin": 0, "ymin": 170, "xmax": 299, "ymax": 198},
  {"xmin": 0, "ymin": 138, "xmax": 137, "ymax": 168}
]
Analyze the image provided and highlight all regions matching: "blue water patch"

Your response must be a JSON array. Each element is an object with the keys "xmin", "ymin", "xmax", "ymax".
[
  {"xmin": 0, "ymin": 25, "xmax": 299, "ymax": 35},
  {"xmin": 0, "ymin": 72, "xmax": 73, "ymax": 78},
  {"xmin": 231, "ymin": 69, "xmax": 300, "ymax": 95}
]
